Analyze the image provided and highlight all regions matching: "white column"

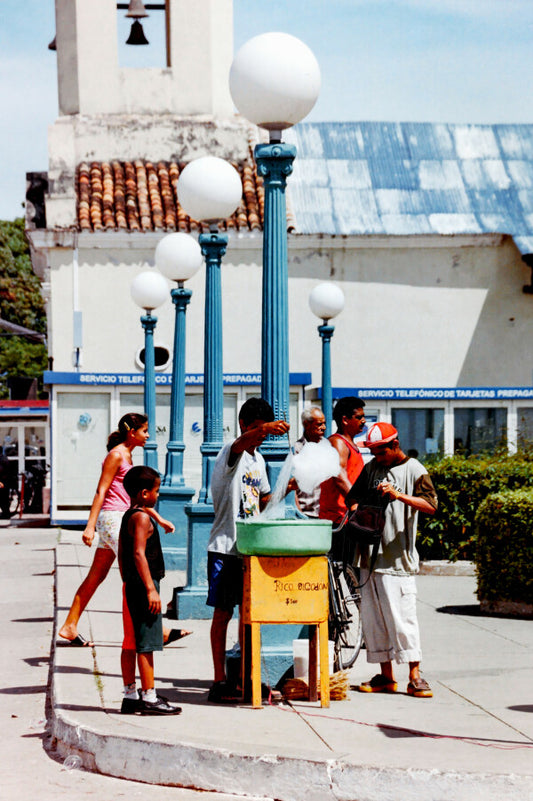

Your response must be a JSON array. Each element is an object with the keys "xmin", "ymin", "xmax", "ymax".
[
  {"xmin": 168, "ymin": 0, "xmax": 233, "ymax": 116},
  {"xmin": 55, "ymin": 0, "xmax": 120, "ymax": 115}
]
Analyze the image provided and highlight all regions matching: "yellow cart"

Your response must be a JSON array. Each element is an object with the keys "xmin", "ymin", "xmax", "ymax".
[{"xmin": 242, "ymin": 555, "xmax": 330, "ymax": 709}]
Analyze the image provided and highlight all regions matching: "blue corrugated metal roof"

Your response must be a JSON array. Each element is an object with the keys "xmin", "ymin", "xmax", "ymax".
[{"xmin": 285, "ymin": 122, "xmax": 533, "ymax": 255}]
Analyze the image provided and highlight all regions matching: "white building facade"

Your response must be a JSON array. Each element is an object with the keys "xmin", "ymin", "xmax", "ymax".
[{"xmin": 27, "ymin": 0, "xmax": 533, "ymax": 523}]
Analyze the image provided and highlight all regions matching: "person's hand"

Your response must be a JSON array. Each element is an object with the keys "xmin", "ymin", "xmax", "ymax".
[
  {"xmin": 82, "ymin": 527, "xmax": 95, "ymax": 547},
  {"xmin": 160, "ymin": 519, "xmax": 175, "ymax": 534},
  {"xmin": 377, "ymin": 481, "xmax": 401, "ymax": 501},
  {"xmin": 0, "ymin": 482, "xmax": 4, "ymax": 489},
  {"xmin": 147, "ymin": 588, "xmax": 161, "ymax": 614},
  {"xmin": 264, "ymin": 420, "xmax": 290, "ymax": 437},
  {"xmin": 285, "ymin": 477, "xmax": 299, "ymax": 493}
]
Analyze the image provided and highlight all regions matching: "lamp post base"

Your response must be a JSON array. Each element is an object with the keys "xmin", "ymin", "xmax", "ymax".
[
  {"xmin": 177, "ymin": 502, "xmax": 215, "ymax": 619},
  {"xmin": 247, "ymin": 625, "xmax": 305, "ymax": 689},
  {"xmin": 158, "ymin": 485, "xmax": 196, "ymax": 571}
]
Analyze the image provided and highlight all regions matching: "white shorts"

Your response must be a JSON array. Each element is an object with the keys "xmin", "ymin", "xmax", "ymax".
[
  {"xmin": 359, "ymin": 570, "xmax": 421, "ymax": 664},
  {"xmin": 95, "ymin": 510, "xmax": 123, "ymax": 555}
]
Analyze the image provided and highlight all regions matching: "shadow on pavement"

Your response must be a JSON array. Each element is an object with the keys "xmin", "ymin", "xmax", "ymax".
[{"xmin": 437, "ymin": 604, "xmax": 531, "ymax": 619}]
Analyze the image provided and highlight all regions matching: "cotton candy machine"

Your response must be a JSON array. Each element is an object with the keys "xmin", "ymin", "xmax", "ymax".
[{"xmin": 236, "ymin": 518, "xmax": 332, "ymax": 556}]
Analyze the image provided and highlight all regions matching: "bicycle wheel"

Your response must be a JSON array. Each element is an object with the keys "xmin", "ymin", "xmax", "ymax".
[{"xmin": 333, "ymin": 563, "xmax": 363, "ymax": 670}]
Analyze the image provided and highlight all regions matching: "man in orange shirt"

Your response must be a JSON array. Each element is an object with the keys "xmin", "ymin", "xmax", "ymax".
[{"xmin": 319, "ymin": 396, "xmax": 366, "ymax": 564}]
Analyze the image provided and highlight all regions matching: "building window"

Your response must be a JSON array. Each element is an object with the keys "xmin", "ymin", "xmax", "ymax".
[
  {"xmin": 517, "ymin": 407, "xmax": 533, "ymax": 449},
  {"xmin": 453, "ymin": 408, "xmax": 507, "ymax": 455},
  {"xmin": 391, "ymin": 408, "xmax": 444, "ymax": 460}
]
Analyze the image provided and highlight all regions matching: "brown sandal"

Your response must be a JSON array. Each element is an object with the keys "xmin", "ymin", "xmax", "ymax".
[
  {"xmin": 357, "ymin": 674, "xmax": 398, "ymax": 693},
  {"xmin": 407, "ymin": 677, "xmax": 433, "ymax": 697}
]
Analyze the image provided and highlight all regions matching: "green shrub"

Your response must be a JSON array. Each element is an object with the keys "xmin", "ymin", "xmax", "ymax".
[
  {"xmin": 475, "ymin": 489, "xmax": 533, "ymax": 605},
  {"xmin": 417, "ymin": 451, "xmax": 533, "ymax": 561}
]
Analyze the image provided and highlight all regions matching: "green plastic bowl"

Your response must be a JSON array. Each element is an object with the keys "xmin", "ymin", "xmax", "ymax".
[{"xmin": 236, "ymin": 519, "xmax": 332, "ymax": 556}]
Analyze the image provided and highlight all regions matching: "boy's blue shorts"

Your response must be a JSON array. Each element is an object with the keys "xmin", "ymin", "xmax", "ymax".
[{"xmin": 207, "ymin": 552, "xmax": 243, "ymax": 612}]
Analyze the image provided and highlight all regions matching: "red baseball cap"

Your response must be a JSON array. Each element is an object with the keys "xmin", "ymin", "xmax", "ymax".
[{"xmin": 363, "ymin": 422, "xmax": 398, "ymax": 449}]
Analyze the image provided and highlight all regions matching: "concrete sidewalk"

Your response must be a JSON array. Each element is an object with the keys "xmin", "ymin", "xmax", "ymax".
[{"xmin": 52, "ymin": 529, "xmax": 533, "ymax": 801}]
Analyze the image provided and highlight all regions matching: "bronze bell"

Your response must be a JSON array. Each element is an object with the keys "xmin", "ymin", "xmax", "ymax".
[
  {"xmin": 48, "ymin": 36, "xmax": 57, "ymax": 51},
  {"xmin": 126, "ymin": 0, "xmax": 148, "ymax": 18},
  {"xmin": 126, "ymin": 20, "xmax": 149, "ymax": 45}
]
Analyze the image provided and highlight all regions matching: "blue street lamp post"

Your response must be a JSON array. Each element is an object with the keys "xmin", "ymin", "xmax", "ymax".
[
  {"xmin": 130, "ymin": 270, "xmax": 170, "ymax": 470},
  {"xmin": 309, "ymin": 283, "xmax": 345, "ymax": 437},
  {"xmin": 255, "ymin": 142, "xmax": 296, "ymax": 486},
  {"xmin": 175, "ymin": 157, "xmax": 242, "ymax": 618},
  {"xmin": 141, "ymin": 313, "xmax": 158, "ymax": 469},
  {"xmin": 318, "ymin": 323, "xmax": 335, "ymax": 436},
  {"xmin": 198, "ymin": 229, "xmax": 227, "ymax": 503},
  {"xmin": 155, "ymin": 233, "xmax": 203, "ymax": 569},
  {"xmin": 229, "ymin": 32, "xmax": 322, "ymax": 681}
]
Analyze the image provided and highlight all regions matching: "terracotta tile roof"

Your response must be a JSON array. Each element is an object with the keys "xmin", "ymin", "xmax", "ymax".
[{"xmin": 77, "ymin": 157, "xmax": 275, "ymax": 234}]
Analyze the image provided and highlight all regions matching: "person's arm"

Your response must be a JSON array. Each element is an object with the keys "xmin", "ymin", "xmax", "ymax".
[
  {"xmin": 345, "ymin": 468, "xmax": 368, "ymax": 513},
  {"xmin": 131, "ymin": 511, "xmax": 161, "ymax": 614},
  {"xmin": 228, "ymin": 420, "xmax": 290, "ymax": 467},
  {"xmin": 328, "ymin": 435, "xmax": 353, "ymax": 497},
  {"xmin": 376, "ymin": 474, "xmax": 438, "ymax": 516},
  {"xmin": 146, "ymin": 507, "xmax": 175, "ymax": 533},
  {"xmin": 82, "ymin": 450, "xmax": 123, "ymax": 546}
]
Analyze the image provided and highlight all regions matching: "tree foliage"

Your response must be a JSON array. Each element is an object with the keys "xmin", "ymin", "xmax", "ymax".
[
  {"xmin": 418, "ymin": 450, "xmax": 533, "ymax": 561},
  {"xmin": 475, "ymin": 489, "xmax": 533, "ymax": 606},
  {"xmin": 0, "ymin": 218, "xmax": 47, "ymax": 398}
]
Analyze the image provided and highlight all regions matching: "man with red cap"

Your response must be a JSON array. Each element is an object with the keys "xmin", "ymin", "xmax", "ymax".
[{"xmin": 345, "ymin": 422, "xmax": 438, "ymax": 698}]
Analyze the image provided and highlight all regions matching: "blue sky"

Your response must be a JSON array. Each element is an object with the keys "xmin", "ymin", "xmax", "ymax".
[{"xmin": 1, "ymin": 0, "xmax": 532, "ymax": 220}]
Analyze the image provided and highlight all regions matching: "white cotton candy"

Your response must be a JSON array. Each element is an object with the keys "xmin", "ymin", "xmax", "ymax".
[
  {"xmin": 260, "ymin": 453, "xmax": 294, "ymax": 520},
  {"xmin": 292, "ymin": 439, "xmax": 340, "ymax": 494}
]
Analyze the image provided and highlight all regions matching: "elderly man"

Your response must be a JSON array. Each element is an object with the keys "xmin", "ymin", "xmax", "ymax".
[
  {"xmin": 345, "ymin": 422, "xmax": 438, "ymax": 698},
  {"xmin": 293, "ymin": 406, "xmax": 327, "ymax": 517}
]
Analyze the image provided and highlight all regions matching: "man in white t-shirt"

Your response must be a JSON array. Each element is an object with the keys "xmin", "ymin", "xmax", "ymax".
[
  {"xmin": 346, "ymin": 422, "xmax": 438, "ymax": 699},
  {"xmin": 206, "ymin": 397, "xmax": 290, "ymax": 704}
]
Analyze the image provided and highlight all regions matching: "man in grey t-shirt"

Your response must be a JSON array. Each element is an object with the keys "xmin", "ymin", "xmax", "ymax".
[
  {"xmin": 206, "ymin": 398, "xmax": 290, "ymax": 704},
  {"xmin": 346, "ymin": 422, "xmax": 438, "ymax": 699}
]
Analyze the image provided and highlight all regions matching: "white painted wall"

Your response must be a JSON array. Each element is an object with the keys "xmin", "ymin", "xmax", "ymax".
[{"xmin": 42, "ymin": 233, "xmax": 533, "ymax": 389}]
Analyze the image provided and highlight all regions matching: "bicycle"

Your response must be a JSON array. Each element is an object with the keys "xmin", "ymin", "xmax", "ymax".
[{"xmin": 328, "ymin": 556, "xmax": 363, "ymax": 671}]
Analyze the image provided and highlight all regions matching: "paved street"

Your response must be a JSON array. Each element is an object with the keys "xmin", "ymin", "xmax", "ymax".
[
  {"xmin": 0, "ymin": 526, "xmax": 268, "ymax": 801},
  {"xmin": 2, "ymin": 523, "xmax": 533, "ymax": 801}
]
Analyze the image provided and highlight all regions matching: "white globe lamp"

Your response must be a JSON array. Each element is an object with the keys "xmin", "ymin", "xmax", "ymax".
[
  {"xmin": 229, "ymin": 32, "xmax": 321, "ymax": 134},
  {"xmin": 155, "ymin": 232, "xmax": 203, "ymax": 283},
  {"xmin": 177, "ymin": 157, "xmax": 242, "ymax": 224},
  {"xmin": 130, "ymin": 270, "xmax": 169, "ymax": 310},
  {"xmin": 309, "ymin": 282, "xmax": 345, "ymax": 321}
]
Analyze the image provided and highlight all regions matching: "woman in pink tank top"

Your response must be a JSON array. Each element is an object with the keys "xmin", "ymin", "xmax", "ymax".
[{"xmin": 58, "ymin": 413, "xmax": 149, "ymax": 645}]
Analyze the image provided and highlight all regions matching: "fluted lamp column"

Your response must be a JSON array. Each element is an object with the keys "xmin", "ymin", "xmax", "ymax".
[
  {"xmin": 130, "ymin": 270, "xmax": 170, "ymax": 470},
  {"xmin": 154, "ymin": 232, "xmax": 203, "ymax": 569},
  {"xmin": 176, "ymin": 156, "xmax": 242, "ymax": 619},
  {"xmin": 309, "ymin": 282, "xmax": 345, "ymax": 437},
  {"xmin": 229, "ymin": 31, "xmax": 321, "ymax": 489},
  {"xmin": 229, "ymin": 33, "xmax": 322, "ymax": 684}
]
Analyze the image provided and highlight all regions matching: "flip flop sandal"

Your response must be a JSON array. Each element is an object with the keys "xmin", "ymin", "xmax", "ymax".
[
  {"xmin": 407, "ymin": 677, "xmax": 433, "ymax": 698},
  {"xmin": 62, "ymin": 634, "xmax": 94, "ymax": 647},
  {"xmin": 357, "ymin": 674, "xmax": 398, "ymax": 693},
  {"xmin": 164, "ymin": 629, "xmax": 192, "ymax": 646}
]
